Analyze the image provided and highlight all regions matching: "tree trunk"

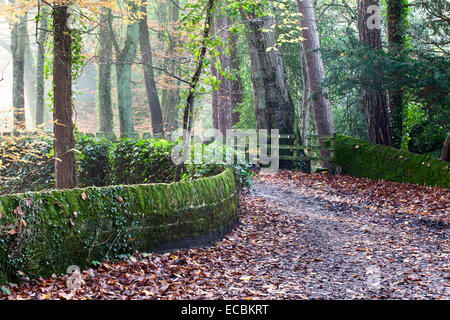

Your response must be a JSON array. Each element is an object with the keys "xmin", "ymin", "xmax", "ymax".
[
  {"xmin": 358, "ymin": 0, "xmax": 392, "ymax": 146},
  {"xmin": 387, "ymin": 0, "xmax": 408, "ymax": 148},
  {"xmin": 229, "ymin": 22, "xmax": 241, "ymax": 126},
  {"xmin": 36, "ymin": 6, "xmax": 48, "ymax": 127},
  {"xmin": 300, "ymin": 45, "xmax": 311, "ymax": 143},
  {"xmin": 11, "ymin": 13, "xmax": 27, "ymax": 131},
  {"xmin": 162, "ymin": 0, "xmax": 180, "ymax": 133},
  {"xmin": 213, "ymin": 14, "xmax": 234, "ymax": 135},
  {"xmin": 296, "ymin": 0, "xmax": 335, "ymax": 137},
  {"xmin": 98, "ymin": 8, "xmax": 113, "ymax": 135},
  {"xmin": 109, "ymin": 2, "xmax": 139, "ymax": 137},
  {"xmin": 53, "ymin": 6, "xmax": 77, "ymax": 189},
  {"xmin": 242, "ymin": 12, "xmax": 295, "ymax": 134},
  {"xmin": 441, "ymin": 132, "xmax": 450, "ymax": 162},
  {"xmin": 139, "ymin": 2, "xmax": 164, "ymax": 136}
]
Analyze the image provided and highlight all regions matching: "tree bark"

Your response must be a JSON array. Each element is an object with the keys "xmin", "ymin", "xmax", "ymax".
[
  {"xmin": 296, "ymin": 0, "xmax": 335, "ymax": 137},
  {"xmin": 212, "ymin": 14, "xmax": 234, "ymax": 136},
  {"xmin": 441, "ymin": 132, "xmax": 450, "ymax": 162},
  {"xmin": 98, "ymin": 8, "xmax": 113, "ymax": 135},
  {"xmin": 11, "ymin": 12, "xmax": 27, "ymax": 131},
  {"xmin": 357, "ymin": 0, "xmax": 392, "ymax": 146},
  {"xmin": 139, "ymin": 2, "xmax": 164, "ymax": 136},
  {"xmin": 53, "ymin": 6, "xmax": 77, "ymax": 189},
  {"xmin": 387, "ymin": 0, "xmax": 408, "ymax": 148},
  {"xmin": 162, "ymin": 0, "xmax": 180, "ymax": 133},
  {"xmin": 36, "ymin": 6, "xmax": 48, "ymax": 127},
  {"xmin": 109, "ymin": 2, "xmax": 138, "ymax": 137},
  {"xmin": 300, "ymin": 45, "xmax": 311, "ymax": 143},
  {"xmin": 242, "ymin": 11, "xmax": 295, "ymax": 135}
]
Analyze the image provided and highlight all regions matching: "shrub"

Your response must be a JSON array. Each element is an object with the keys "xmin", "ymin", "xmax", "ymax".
[
  {"xmin": 109, "ymin": 138, "xmax": 178, "ymax": 185},
  {"xmin": 182, "ymin": 142, "xmax": 253, "ymax": 191},
  {"xmin": 0, "ymin": 134, "xmax": 54, "ymax": 195},
  {"xmin": 76, "ymin": 134, "xmax": 112, "ymax": 187}
]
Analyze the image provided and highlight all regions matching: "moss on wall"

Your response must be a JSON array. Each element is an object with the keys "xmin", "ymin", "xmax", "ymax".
[
  {"xmin": 335, "ymin": 135, "xmax": 450, "ymax": 188},
  {"xmin": 0, "ymin": 169, "xmax": 237, "ymax": 284}
]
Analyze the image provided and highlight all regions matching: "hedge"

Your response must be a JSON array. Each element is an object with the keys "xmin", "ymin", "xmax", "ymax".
[
  {"xmin": 335, "ymin": 135, "xmax": 450, "ymax": 188},
  {"xmin": 0, "ymin": 169, "xmax": 237, "ymax": 284}
]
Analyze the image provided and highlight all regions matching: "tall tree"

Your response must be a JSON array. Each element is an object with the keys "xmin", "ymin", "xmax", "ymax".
[
  {"xmin": 212, "ymin": 14, "xmax": 234, "ymax": 135},
  {"xmin": 296, "ymin": 0, "xmax": 335, "ymax": 137},
  {"xmin": 108, "ymin": 2, "xmax": 139, "ymax": 137},
  {"xmin": 387, "ymin": 0, "xmax": 408, "ymax": 148},
  {"xmin": 36, "ymin": 5, "xmax": 49, "ymax": 127},
  {"xmin": 11, "ymin": 11, "xmax": 27, "ymax": 131},
  {"xmin": 53, "ymin": 5, "xmax": 77, "ymax": 189},
  {"xmin": 161, "ymin": 0, "xmax": 181, "ymax": 133},
  {"xmin": 357, "ymin": 0, "xmax": 392, "ymax": 146},
  {"xmin": 98, "ymin": 8, "xmax": 114, "ymax": 136},
  {"xmin": 139, "ymin": 1, "xmax": 164, "ymax": 136},
  {"xmin": 241, "ymin": 11, "xmax": 295, "ymax": 135}
]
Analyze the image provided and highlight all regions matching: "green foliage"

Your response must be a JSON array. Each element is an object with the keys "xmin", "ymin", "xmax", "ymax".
[
  {"xmin": 109, "ymin": 138, "xmax": 178, "ymax": 185},
  {"xmin": 0, "ymin": 169, "xmax": 237, "ymax": 284},
  {"xmin": 0, "ymin": 134, "xmax": 252, "ymax": 196},
  {"xmin": 0, "ymin": 134, "xmax": 55, "ymax": 195},
  {"xmin": 335, "ymin": 135, "xmax": 450, "ymax": 188},
  {"xmin": 182, "ymin": 142, "xmax": 253, "ymax": 191},
  {"xmin": 75, "ymin": 135, "xmax": 112, "ymax": 187}
]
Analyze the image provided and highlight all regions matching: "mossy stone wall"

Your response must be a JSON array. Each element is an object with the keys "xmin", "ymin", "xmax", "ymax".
[
  {"xmin": 0, "ymin": 169, "xmax": 237, "ymax": 284},
  {"xmin": 335, "ymin": 135, "xmax": 450, "ymax": 188}
]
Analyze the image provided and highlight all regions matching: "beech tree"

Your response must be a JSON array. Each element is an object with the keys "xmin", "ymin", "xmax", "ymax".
[
  {"xmin": 241, "ymin": 10, "xmax": 295, "ymax": 135},
  {"xmin": 10, "ymin": 10, "xmax": 27, "ymax": 131},
  {"xmin": 139, "ymin": 1, "xmax": 164, "ymax": 136},
  {"xmin": 296, "ymin": 0, "xmax": 335, "ymax": 137}
]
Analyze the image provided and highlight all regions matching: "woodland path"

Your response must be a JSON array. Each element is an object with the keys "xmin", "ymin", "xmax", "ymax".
[{"xmin": 2, "ymin": 171, "xmax": 449, "ymax": 299}]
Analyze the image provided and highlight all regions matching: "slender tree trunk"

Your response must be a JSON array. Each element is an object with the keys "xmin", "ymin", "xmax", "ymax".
[
  {"xmin": 387, "ymin": 0, "xmax": 408, "ymax": 148},
  {"xmin": 53, "ymin": 6, "xmax": 77, "ymax": 189},
  {"xmin": 36, "ymin": 6, "xmax": 48, "ymax": 127},
  {"xmin": 357, "ymin": 0, "xmax": 392, "ymax": 146},
  {"xmin": 300, "ymin": 46, "xmax": 310, "ymax": 143},
  {"xmin": 139, "ymin": 2, "xmax": 164, "ymax": 136},
  {"xmin": 11, "ymin": 13, "xmax": 27, "ymax": 131},
  {"xmin": 162, "ymin": 0, "xmax": 180, "ymax": 133},
  {"xmin": 242, "ymin": 11, "xmax": 295, "ymax": 134},
  {"xmin": 213, "ymin": 14, "xmax": 233, "ymax": 135},
  {"xmin": 296, "ymin": 0, "xmax": 335, "ymax": 136},
  {"xmin": 229, "ymin": 23, "xmax": 241, "ymax": 126},
  {"xmin": 98, "ymin": 8, "xmax": 113, "ymax": 135},
  {"xmin": 182, "ymin": 0, "xmax": 215, "ymax": 135},
  {"xmin": 211, "ymin": 57, "xmax": 219, "ymax": 130},
  {"xmin": 109, "ymin": 2, "xmax": 139, "ymax": 137}
]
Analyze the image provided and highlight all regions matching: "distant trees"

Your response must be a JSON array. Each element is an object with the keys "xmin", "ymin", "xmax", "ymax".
[
  {"xmin": 139, "ymin": 1, "xmax": 164, "ymax": 136},
  {"xmin": 109, "ymin": 1, "xmax": 139, "ymax": 137},
  {"xmin": 10, "ymin": 11, "xmax": 27, "ymax": 131},
  {"xmin": 98, "ymin": 7, "xmax": 114, "ymax": 136}
]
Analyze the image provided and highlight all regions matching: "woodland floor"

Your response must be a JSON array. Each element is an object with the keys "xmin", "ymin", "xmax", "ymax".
[{"xmin": 1, "ymin": 171, "xmax": 449, "ymax": 300}]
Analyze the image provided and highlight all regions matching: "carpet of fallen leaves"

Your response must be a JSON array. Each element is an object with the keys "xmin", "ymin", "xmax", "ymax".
[{"xmin": 1, "ymin": 171, "xmax": 448, "ymax": 300}]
